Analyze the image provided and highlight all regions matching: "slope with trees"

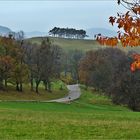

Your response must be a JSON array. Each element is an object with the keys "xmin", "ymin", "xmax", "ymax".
[
  {"xmin": 79, "ymin": 47, "xmax": 140, "ymax": 111},
  {"xmin": 0, "ymin": 34, "xmax": 63, "ymax": 95},
  {"xmin": 79, "ymin": 0, "xmax": 140, "ymax": 111}
]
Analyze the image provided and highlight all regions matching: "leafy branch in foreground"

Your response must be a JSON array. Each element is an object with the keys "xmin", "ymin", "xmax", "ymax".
[{"xmin": 96, "ymin": 0, "xmax": 140, "ymax": 72}]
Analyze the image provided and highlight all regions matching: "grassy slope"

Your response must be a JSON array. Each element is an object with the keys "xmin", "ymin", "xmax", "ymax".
[
  {"xmin": 28, "ymin": 37, "xmax": 102, "ymax": 52},
  {"xmin": 0, "ymin": 80, "xmax": 68, "ymax": 101},
  {"xmin": 28, "ymin": 36, "xmax": 140, "ymax": 53},
  {"xmin": 0, "ymin": 88, "xmax": 140, "ymax": 139}
]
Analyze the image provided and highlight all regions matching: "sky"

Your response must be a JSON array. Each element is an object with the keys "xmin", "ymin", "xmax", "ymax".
[{"xmin": 0, "ymin": 0, "xmax": 127, "ymax": 32}]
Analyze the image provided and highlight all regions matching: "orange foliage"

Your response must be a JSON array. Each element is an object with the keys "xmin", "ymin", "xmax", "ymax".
[
  {"xmin": 0, "ymin": 55, "xmax": 14, "ymax": 72},
  {"xmin": 130, "ymin": 54, "xmax": 140, "ymax": 72},
  {"xmin": 96, "ymin": 3, "xmax": 140, "ymax": 47},
  {"xmin": 96, "ymin": 1, "xmax": 140, "ymax": 72}
]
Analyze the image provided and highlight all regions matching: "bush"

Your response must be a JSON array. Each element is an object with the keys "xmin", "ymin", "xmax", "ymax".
[
  {"xmin": 60, "ymin": 73, "xmax": 76, "ymax": 85},
  {"xmin": 110, "ymin": 58, "xmax": 140, "ymax": 111},
  {"xmin": 79, "ymin": 48, "xmax": 126, "ymax": 93}
]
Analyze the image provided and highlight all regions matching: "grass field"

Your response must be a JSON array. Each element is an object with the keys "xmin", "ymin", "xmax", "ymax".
[
  {"xmin": 28, "ymin": 37, "xmax": 102, "ymax": 52},
  {"xmin": 28, "ymin": 36, "xmax": 140, "ymax": 53},
  {"xmin": 0, "ymin": 80, "xmax": 68, "ymax": 101},
  {"xmin": 0, "ymin": 86, "xmax": 140, "ymax": 139}
]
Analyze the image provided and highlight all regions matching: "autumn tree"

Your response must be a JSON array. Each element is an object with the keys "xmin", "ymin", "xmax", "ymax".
[
  {"xmin": 96, "ymin": 0, "xmax": 140, "ymax": 71},
  {"xmin": 0, "ymin": 36, "xmax": 16, "ymax": 90},
  {"xmin": 79, "ymin": 48, "xmax": 140, "ymax": 110},
  {"xmin": 0, "ymin": 34, "xmax": 29, "ymax": 91},
  {"xmin": 96, "ymin": 0, "xmax": 140, "ymax": 48},
  {"xmin": 108, "ymin": 55, "xmax": 140, "ymax": 111},
  {"xmin": 24, "ymin": 42, "xmax": 35, "ymax": 91},
  {"xmin": 30, "ymin": 38, "xmax": 62, "ymax": 93},
  {"xmin": 11, "ymin": 37, "xmax": 29, "ymax": 92},
  {"xmin": 79, "ymin": 48, "xmax": 126, "ymax": 91},
  {"xmin": 40, "ymin": 38, "xmax": 62, "ymax": 92},
  {"xmin": 92, "ymin": 0, "xmax": 140, "ymax": 110},
  {"xmin": 79, "ymin": 51, "xmax": 94, "ymax": 89},
  {"xmin": 0, "ymin": 55, "xmax": 14, "ymax": 89}
]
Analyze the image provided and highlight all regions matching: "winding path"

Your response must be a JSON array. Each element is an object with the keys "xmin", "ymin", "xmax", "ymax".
[
  {"xmin": 48, "ymin": 84, "xmax": 81, "ymax": 103},
  {"xmin": 0, "ymin": 84, "xmax": 81, "ymax": 103}
]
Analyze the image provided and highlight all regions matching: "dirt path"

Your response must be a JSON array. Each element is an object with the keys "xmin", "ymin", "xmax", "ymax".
[{"xmin": 48, "ymin": 84, "xmax": 81, "ymax": 103}]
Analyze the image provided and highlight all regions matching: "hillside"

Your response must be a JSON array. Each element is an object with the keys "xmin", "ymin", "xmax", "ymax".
[
  {"xmin": 28, "ymin": 36, "xmax": 140, "ymax": 53},
  {"xmin": 25, "ymin": 31, "xmax": 47, "ymax": 38},
  {"xmin": 28, "ymin": 37, "xmax": 103, "ymax": 52},
  {"xmin": 0, "ymin": 25, "xmax": 11, "ymax": 36}
]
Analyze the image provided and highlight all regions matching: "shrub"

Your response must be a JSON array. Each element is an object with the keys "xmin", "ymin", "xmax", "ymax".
[{"xmin": 60, "ymin": 73, "xmax": 76, "ymax": 85}]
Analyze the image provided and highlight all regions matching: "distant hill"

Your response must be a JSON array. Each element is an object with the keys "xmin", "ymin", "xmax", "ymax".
[
  {"xmin": 0, "ymin": 25, "xmax": 12, "ymax": 36},
  {"xmin": 25, "ymin": 31, "xmax": 47, "ymax": 38},
  {"xmin": 86, "ymin": 28, "xmax": 117, "ymax": 39},
  {"xmin": 27, "ymin": 37, "xmax": 103, "ymax": 52},
  {"xmin": 0, "ymin": 25, "xmax": 47, "ymax": 38},
  {"xmin": 27, "ymin": 36, "xmax": 140, "ymax": 53}
]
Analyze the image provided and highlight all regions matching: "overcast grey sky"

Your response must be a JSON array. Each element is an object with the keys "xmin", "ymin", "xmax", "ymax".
[{"xmin": 0, "ymin": 1, "xmax": 127, "ymax": 32}]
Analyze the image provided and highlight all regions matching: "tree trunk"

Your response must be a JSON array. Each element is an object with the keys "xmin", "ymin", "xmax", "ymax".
[
  {"xmin": 5, "ymin": 79, "xmax": 8, "ymax": 89},
  {"xmin": 36, "ymin": 84, "xmax": 39, "ymax": 93},
  {"xmin": 43, "ymin": 80, "xmax": 48, "ymax": 91},
  {"xmin": 19, "ymin": 83, "xmax": 23, "ymax": 92},
  {"xmin": 47, "ymin": 80, "xmax": 51, "ymax": 92},
  {"xmin": 30, "ymin": 78, "xmax": 34, "ymax": 91},
  {"xmin": 0, "ymin": 75, "xmax": 4, "ymax": 90},
  {"xmin": 35, "ymin": 81, "xmax": 40, "ymax": 94},
  {"xmin": 0, "ymin": 81, "xmax": 4, "ymax": 90},
  {"xmin": 129, "ymin": 98, "xmax": 137, "ymax": 111},
  {"xmin": 16, "ymin": 82, "xmax": 20, "ymax": 91}
]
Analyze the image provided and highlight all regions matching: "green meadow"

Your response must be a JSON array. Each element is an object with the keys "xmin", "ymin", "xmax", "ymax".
[
  {"xmin": 0, "ymin": 87, "xmax": 140, "ymax": 139},
  {"xmin": 28, "ymin": 37, "xmax": 102, "ymax": 52}
]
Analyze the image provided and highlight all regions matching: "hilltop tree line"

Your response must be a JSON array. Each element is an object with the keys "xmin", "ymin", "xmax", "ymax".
[
  {"xmin": 0, "ymin": 35, "xmax": 62, "ymax": 93},
  {"xmin": 49, "ymin": 27, "xmax": 88, "ymax": 39}
]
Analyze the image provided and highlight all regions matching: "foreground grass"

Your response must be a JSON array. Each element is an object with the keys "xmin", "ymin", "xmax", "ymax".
[
  {"xmin": 0, "ymin": 80, "xmax": 68, "ymax": 101},
  {"xmin": 0, "ymin": 87, "xmax": 140, "ymax": 139}
]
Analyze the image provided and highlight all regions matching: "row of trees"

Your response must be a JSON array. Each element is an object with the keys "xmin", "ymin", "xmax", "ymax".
[
  {"xmin": 79, "ymin": 48, "xmax": 140, "ymax": 111},
  {"xmin": 49, "ymin": 27, "xmax": 87, "ymax": 39},
  {"xmin": 0, "ymin": 35, "xmax": 62, "ymax": 93},
  {"xmin": 0, "ymin": 35, "xmax": 27, "ymax": 91}
]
